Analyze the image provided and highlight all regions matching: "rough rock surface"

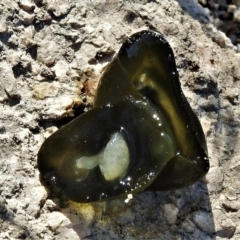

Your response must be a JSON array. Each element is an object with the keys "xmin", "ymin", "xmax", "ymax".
[
  {"xmin": 197, "ymin": 0, "xmax": 240, "ymax": 52},
  {"xmin": 0, "ymin": 0, "xmax": 240, "ymax": 239}
]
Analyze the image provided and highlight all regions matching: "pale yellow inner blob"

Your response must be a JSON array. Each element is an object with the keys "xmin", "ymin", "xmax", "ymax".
[{"xmin": 76, "ymin": 132, "xmax": 130, "ymax": 181}]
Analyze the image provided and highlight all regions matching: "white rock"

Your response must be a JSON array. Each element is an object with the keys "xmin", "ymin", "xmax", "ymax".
[
  {"xmin": 52, "ymin": 60, "xmax": 69, "ymax": 81},
  {"xmin": 227, "ymin": 4, "xmax": 237, "ymax": 13},
  {"xmin": 162, "ymin": 203, "xmax": 179, "ymax": 224},
  {"xmin": 57, "ymin": 228, "xmax": 80, "ymax": 240},
  {"xmin": 30, "ymin": 186, "xmax": 47, "ymax": 204},
  {"xmin": 31, "ymin": 62, "xmax": 41, "ymax": 76},
  {"xmin": 193, "ymin": 211, "xmax": 214, "ymax": 235},
  {"xmin": 205, "ymin": 167, "xmax": 224, "ymax": 193},
  {"xmin": 44, "ymin": 95, "xmax": 75, "ymax": 117},
  {"xmin": 19, "ymin": 0, "xmax": 35, "ymax": 12},
  {"xmin": 0, "ymin": 21, "xmax": 8, "ymax": 33},
  {"xmin": 46, "ymin": 211, "xmax": 69, "ymax": 231},
  {"xmin": 124, "ymin": 194, "xmax": 133, "ymax": 204},
  {"xmin": 32, "ymin": 82, "xmax": 59, "ymax": 99},
  {"xmin": 37, "ymin": 40, "xmax": 59, "ymax": 66},
  {"xmin": 27, "ymin": 186, "xmax": 47, "ymax": 217},
  {"xmin": 19, "ymin": 9, "xmax": 35, "ymax": 25},
  {"xmin": 234, "ymin": 9, "xmax": 240, "ymax": 22},
  {"xmin": 200, "ymin": 116, "xmax": 212, "ymax": 136},
  {"xmin": 19, "ymin": 25, "xmax": 35, "ymax": 47},
  {"xmin": 221, "ymin": 218, "xmax": 236, "ymax": 238},
  {"xmin": 6, "ymin": 198, "xmax": 19, "ymax": 212},
  {"xmin": 225, "ymin": 187, "xmax": 237, "ymax": 201},
  {"xmin": 43, "ymin": 126, "xmax": 58, "ymax": 139},
  {"xmin": 16, "ymin": 128, "xmax": 30, "ymax": 142},
  {"xmin": 8, "ymin": 34, "xmax": 18, "ymax": 46},
  {"xmin": 7, "ymin": 50, "xmax": 22, "ymax": 66},
  {"xmin": 0, "ymin": 61, "xmax": 17, "ymax": 101},
  {"xmin": 43, "ymin": 199, "xmax": 58, "ymax": 211},
  {"xmin": 212, "ymin": 209, "xmax": 226, "ymax": 231},
  {"xmin": 20, "ymin": 53, "xmax": 32, "ymax": 68},
  {"xmin": 46, "ymin": 0, "xmax": 71, "ymax": 17}
]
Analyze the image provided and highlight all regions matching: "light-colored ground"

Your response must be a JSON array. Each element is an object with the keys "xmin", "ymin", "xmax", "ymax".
[{"xmin": 1, "ymin": 0, "xmax": 240, "ymax": 239}]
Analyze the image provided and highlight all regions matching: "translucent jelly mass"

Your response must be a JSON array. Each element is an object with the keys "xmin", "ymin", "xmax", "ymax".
[{"xmin": 37, "ymin": 30, "xmax": 209, "ymax": 203}]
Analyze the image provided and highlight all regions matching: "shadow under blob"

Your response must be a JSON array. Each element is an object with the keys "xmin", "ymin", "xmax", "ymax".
[{"xmin": 60, "ymin": 181, "xmax": 215, "ymax": 240}]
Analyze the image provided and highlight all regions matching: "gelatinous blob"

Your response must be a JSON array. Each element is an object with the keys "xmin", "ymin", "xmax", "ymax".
[{"xmin": 38, "ymin": 30, "xmax": 209, "ymax": 203}]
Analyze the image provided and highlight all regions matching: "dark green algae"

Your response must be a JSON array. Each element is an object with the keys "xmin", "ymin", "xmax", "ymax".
[{"xmin": 38, "ymin": 30, "xmax": 209, "ymax": 203}]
